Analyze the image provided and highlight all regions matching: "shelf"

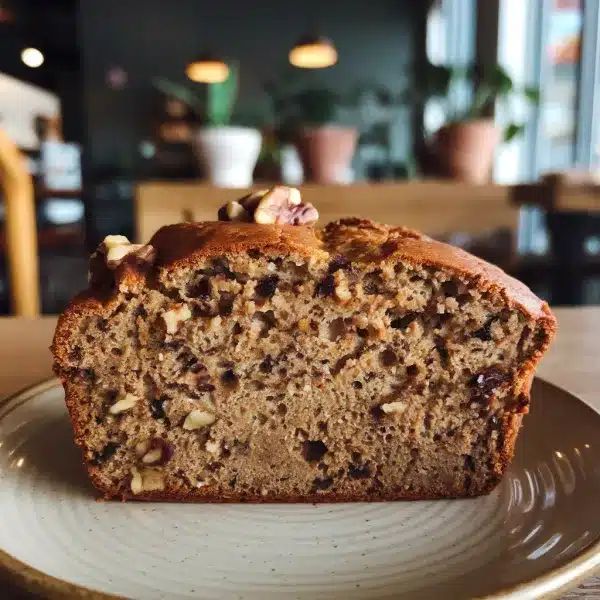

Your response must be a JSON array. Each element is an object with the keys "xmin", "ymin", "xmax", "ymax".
[
  {"xmin": 0, "ymin": 225, "xmax": 84, "ymax": 255},
  {"xmin": 36, "ymin": 188, "xmax": 83, "ymax": 199}
]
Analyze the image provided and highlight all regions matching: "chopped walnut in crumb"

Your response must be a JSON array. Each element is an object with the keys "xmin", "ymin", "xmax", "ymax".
[
  {"xmin": 142, "ymin": 447, "xmax": 162, "ymax": 465},
  {"xmin": 145, "ymin": 470, "xmax": 165, "ymax": 491},
  {"xmin": 130, "ymin": 467, "xmax": 143, "ymax": 494},
  {"xmin": 109, "ymin": 392, "xmax": 138, "ymax": 415},
  {"xmin": 371, "ymin": 317, "xmax": 387, "ymax": 340},
  {"xmin": 333, "ymin": 272, "xmax": 352, "ymax": 303},
  {"xmin": 135, "ymin": 439, "xmax": 150, "ymax": 457},
  {"xmin": 139, "ymin": 436, "xmax": 174, "ymax": 467},
  {"xmin": 209, "ymin": 316, "xmax": 222, "ymax": 332},
  {"xmin": 381, "ymin": 401, "xmax": 406, "ymax": 414},
  {"xmin": 205, "ymin": 440, "xmax": 220, "ymax": 454},
  {"xmin": 444, "ymin": 297, "xmax": 459, "ymax": 311},
  {"xmin": 104, "ymin": 234, "xmax": 131, "ymax": 249},
  {"xmin": 106, "ymin": 243, "xmax": 144, "ymax": 265},
  {"xmin": 354, "ymin": 315, "xmax": 369, "ymax": 329},
  {"xmin": 162, "ymin": 304, "xmax": 192, "ymax": 335},
  {"xmin": 183, "ymin": 409, "xmax": 216, "ymax": 430},
  {"xmin": 102, "ymin": 235, "xmax": 155, "ymax": 269},
  {"xmin": 242, "ymin": 281, "xmax": 256, "ymax": 298},
  {"xmin": 129, "ymin": 468, "xmax": 165, "ymax": 493}
]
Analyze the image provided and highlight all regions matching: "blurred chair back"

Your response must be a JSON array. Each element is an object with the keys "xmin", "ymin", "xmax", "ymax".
[
  {"xmin": 0, "ymin": 129, "xmax": 40, "ymax": 316},
  {"xmin": 136, "ymin": 182, "xmax": 519, "ymax": 244}
]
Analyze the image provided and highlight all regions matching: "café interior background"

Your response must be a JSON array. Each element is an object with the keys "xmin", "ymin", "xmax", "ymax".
[{"xmin": 0, "ymin": 0, "xmax": 599, "ymax": 314}]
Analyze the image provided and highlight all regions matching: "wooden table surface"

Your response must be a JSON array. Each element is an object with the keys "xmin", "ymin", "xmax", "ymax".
[{"xmin": 1, "ymin": 309, "xmax": 599, "ymax": 599}]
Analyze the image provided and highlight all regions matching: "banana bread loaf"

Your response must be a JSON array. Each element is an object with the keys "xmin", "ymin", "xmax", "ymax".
[{"xmin": 52, "ymin": 191, "xmax": 556, "ymax": 502}]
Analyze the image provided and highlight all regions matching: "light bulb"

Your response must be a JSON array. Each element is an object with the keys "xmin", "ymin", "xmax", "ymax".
[
  {"xmin": 186, "ymin": 60, "xmax": 229, "ymax": 83},
  {"xmin": 21, "ymin": 47, "xmax": 44, "ymax": 68},
  {"xmin": 289, "ymin": 37, "xmax": 337, "ymax": 69}
]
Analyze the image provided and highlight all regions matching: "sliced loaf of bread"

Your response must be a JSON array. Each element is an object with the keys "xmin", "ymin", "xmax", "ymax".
[{"xmin": 52, "ymin": 202, "xmax": 555, "ymax": 501}]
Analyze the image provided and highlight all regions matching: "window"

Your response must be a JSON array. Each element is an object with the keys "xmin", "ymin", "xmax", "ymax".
[{"xmin": 539, "ymin": 0, "xmax": 584, "ymax": 171}]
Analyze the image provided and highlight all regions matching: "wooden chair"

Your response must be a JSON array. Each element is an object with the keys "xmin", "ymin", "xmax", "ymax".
[
  {"xmin": 0, "ymin": 128, "xmax": 40, "ymax": 316},
  {"xmin": 135, "ymin": 181, "xmax": 519, "ymax": 243}
]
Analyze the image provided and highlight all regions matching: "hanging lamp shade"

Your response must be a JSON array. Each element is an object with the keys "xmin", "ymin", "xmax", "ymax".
[
  {"xmin": 186, "ymin": 52, "xmax": 229, "ymax": 83},
  {"xmin": 289, "ymin": 34, "xmax": 337, "ymax": 69}
]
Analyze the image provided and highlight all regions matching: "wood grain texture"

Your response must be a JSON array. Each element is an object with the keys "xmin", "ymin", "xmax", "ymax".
[
  {"xmin": 0, "ymin": 129, "xmax": 40, "ymax": 316},
  {"xmin": 135, "ymin": 181, "xmax": 519, "ymax": 243},
  {"xmin": 512, "ymin": 178, "xmax": 600, "ymax": 212},
  {"xmin": 0, "ymin": 308, "xmax": 598, "ymax": 598}
]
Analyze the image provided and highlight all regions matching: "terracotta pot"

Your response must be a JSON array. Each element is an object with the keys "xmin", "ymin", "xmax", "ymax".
[
  {"xmin": 433, "ymin": 119, "xmax": 502, "ymax": 184},
  {"xmin": 295, "ymin": 126, "xmax": 357, "ymax": 184}
]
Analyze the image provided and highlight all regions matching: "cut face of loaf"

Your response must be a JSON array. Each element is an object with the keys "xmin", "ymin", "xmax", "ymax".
[{"xmin": 52, "ymin": 219, "xmax": 556, "ymax": 501}]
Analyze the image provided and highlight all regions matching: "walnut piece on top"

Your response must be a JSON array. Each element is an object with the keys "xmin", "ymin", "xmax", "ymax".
[{"xmin": 218, "ymin": 186, "xmax": 319, "ymax": 226}]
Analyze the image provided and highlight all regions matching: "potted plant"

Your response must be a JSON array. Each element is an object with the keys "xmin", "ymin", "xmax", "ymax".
[
  {"xmin": 289, "ymin": 88, "xmax": 357, "ymax": 184},
  {"xmin": 193, "ymin": 64, "xmax": 262, "ymax": 188},
  {"xmin": 153, "ymin": 65, "xmax": 262, "ymax": 188},
  {"xmin": 264, "ymin": 72, "xmax": 357, "ymax": 184},
  {"xmin": 410, "ymin": 63, "xmax": 539, "ymax": 183}
]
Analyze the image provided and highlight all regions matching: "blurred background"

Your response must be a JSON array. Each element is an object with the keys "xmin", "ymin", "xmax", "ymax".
[{"xmin": 1, "ymin": 0, "xmax": 599, "ymax": 315}]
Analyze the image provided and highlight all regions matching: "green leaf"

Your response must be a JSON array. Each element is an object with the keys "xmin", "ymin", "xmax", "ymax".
[
  {"xmin": 504, "ymin": 123, "xmax": 525, "ymax": 142},
  {"xmin": 206, "ymin": 62, "xmax": 239, "ymax": 126},
  {"xmin": 489, "ymin": 65, "xmax": 514, "ymax": 96},
  {"xmin": 151, "ymin": 78, "xmax": 203, "ymax": 110},
  {"xmin": 524, "ymin": 86, "xmax": 541, "ymax": 104},
  {"xmin": 290, "ymin": 88, "xmax": 339, "ymax": 125}
]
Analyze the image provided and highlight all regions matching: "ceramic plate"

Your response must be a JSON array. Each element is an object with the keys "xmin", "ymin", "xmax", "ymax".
[{"xmin": 1, "ymin": 378, "xmax": 600, "ymax": 600}]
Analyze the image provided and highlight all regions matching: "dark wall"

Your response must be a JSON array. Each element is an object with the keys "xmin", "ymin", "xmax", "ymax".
[{"xmin": 80, "ymin": 0, "xmax": 427, "ymax": 172}]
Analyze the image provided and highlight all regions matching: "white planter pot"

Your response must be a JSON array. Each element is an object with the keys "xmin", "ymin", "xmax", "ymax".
[
  {"xmin": 194, "ymin": 126, "xmax": 262, "ymax": 188},
  {"xmin": 280, "ymin": 144, "xmax": 304, "ymax": 184}
]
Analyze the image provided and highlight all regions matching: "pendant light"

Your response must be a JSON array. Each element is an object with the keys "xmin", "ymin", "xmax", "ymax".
[
  {"xmin": 186, "ymin": 52, "xmax": 229, "ymax": 83},
  {"xmin": 289, "ymin": 33, "xmax": 338, "ymax": 69},
  {"xmin": 21, "ymin": 47, "xmax": 44, "ymax": 68}
]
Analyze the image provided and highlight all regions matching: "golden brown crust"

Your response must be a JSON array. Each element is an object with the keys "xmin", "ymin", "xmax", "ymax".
[{"xmin": 150, "ymin": 222, "xmax": 325, "ymax": 268}]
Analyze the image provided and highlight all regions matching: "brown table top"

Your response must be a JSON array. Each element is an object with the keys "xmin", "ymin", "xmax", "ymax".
[{"xmin": 1, "ymin": 309, "xmax": 599, "ymax": 599}]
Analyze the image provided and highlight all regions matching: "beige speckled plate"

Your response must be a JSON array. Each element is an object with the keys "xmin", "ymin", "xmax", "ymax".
[{"xmin": 0, "ymin": 378, "xmax": 599, "ymax": 600}]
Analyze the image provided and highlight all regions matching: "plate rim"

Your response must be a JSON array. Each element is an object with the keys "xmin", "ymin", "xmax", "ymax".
[{"xmin": 1, "ymin": 376, "xmax": 599, "ymax": 600}]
